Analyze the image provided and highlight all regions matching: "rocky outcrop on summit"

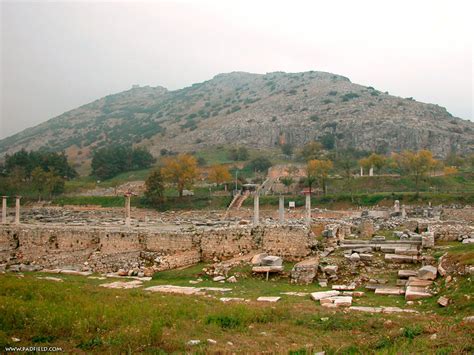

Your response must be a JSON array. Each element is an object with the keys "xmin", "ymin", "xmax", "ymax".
[{"xmin": 1, "ymin": 71, "xmax": 472, "ymax": 166}]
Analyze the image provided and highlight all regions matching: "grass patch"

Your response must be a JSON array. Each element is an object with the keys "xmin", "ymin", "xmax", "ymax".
[{"xmin": 0, "ymin": 268, "xmax": 473, "ymax": 353}]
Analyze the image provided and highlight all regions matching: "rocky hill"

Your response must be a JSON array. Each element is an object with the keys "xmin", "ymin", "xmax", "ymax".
[{"xmin": 1, "ymin": 71, "xmax": 473, "ymax": 168}]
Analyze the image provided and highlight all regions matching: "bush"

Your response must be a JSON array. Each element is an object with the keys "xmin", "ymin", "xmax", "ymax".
[
  {"xmin": 341, "ymin": 93, "xmax": 360, "ymax": 102},
  {"xmin": 205, "ymin": 315, "xmax": 241, "ymax": 329},
  {"xmin": 402, "ymin": 325, "xmax": 423, "ymax": 339},
  {"xmin": 246, "ymin": 157, "xmax": 272, "ymax": 173}
]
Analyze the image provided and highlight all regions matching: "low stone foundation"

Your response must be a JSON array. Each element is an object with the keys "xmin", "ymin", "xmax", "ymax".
[{"xmin": 0, "ymin": 224, "xmax": 315, "ymax": 273}]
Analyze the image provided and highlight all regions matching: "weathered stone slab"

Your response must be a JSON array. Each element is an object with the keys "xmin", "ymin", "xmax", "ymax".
[
  {"xmin": 417, "ymin": 265, "xmax": 437, "ymax": 280},
  {"xmin": 220, "ymin": 297, "xmax": 245, "ymax": 302},
  {"xmin": 321, "ymin": 296, "xmax": 352, "ymax": 307},
  {"xmin": 37, "ymin": 276, "xmax": 63, "ymax": 282},
  {"xmin": 405, "ymin": 286, "xmax": 432, "ymax": 300},
  {"xmin": 349, "ymin": 306, "xmax": 418, "ymax": 314},
  {"xmin": 145, "ymin": 285, "xmax": 203, "ymax": 295},
  {"xmin": 332, "ymin": 284, "xmax": 356, "ymax": 291},
  {"xmin": 201, "ymin": 287, "xmax": 232, "ymax": 292},
  {"xmin": 100, "ymin": 280, "xmax": 143, "ymax": 289},
  {"xmin": 310, "ymin": 290, "xmax": 340, "ymax": 301},
  {"xmin": 407, "ymin": 277, "xmax": 433, "ymax": 287},
  {"xmin": 374, "ymin": 287, "xmax": 405, "ymax": 295},
  {"xmin": 349, "ymin": 306, "xmax": 382, "ymax": 313},
  {"xmin": 394, "ymin": 248, "xmax": 419, "ymax": 256},
  {"xmin": 385, "ymin": 254, "xmax": 419, "ymax": 263},
  {"xmin": 331, "ymin": 296, "xmax": 352, "ymax": 307},
  {"xmin": 257, "ymin": 296, "xmax": 281, "ymax": 302},
  {"xmin": 281, "ymin": 292, "xmax": 309, "ymax": 297},
  {"xmin": 261, "ymin": 256, "xmax": 283, "ymax": 266},
  {"xmin": 252, "ymin": 266, "xmax": 284, "ymax": 273},
  {"xmin": 381, "ymin": 307, "xmax": 418, "ymax": 314}
]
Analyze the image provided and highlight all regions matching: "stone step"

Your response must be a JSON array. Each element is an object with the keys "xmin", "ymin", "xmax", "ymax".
[
  {"xmin": 406, "ymin": 277, "xmax": 433, "ymax": 287},
  {"xmin": 374, "ymin": 287, "xmax": 405, "ymax": 295},
  {"xmin": 385, "ymin": 254, "xmax": 420, "ymax": 263},
  {"xmin": 310, "ymin": 290, "xmax": 340, "ymax": 301},
  {"xmin": 405, "ymin": 286, "xmax": 432, "ymax": 300}
]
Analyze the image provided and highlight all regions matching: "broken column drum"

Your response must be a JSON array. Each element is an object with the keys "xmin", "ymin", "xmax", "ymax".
[
  {"xmin": 1, "ymin": 196, "xmax": 7, "ymax": 224},
  {"xmin": 305, "ymin": 194, "xmax": 311, "ymax": 224},
  {"xmin": 124, "ymin": 193, "xmax": 131, "ymax": 227},
  {"xmin": 278, "ymin": 195, "xmax": 285, "ymax": 224},
  {"xmin": 15, "ymin": 196, "xmax": 20, "ymax": 225},
  {"xmin": 253, "ymin": 193, "xmax": 260, "ymax": 226}
]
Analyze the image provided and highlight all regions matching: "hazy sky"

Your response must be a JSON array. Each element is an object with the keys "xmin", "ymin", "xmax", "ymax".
[{"xmin": 1, "ymin": 0, "xmax": 472, "ymax": 139}]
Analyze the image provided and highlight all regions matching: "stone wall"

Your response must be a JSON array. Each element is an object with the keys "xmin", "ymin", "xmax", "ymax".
[
  {"xmin": 441, "ymin": 208, "xmax": 474, "ymax": 223},
  {"xmin": 427, "ymin": 222, "xmax": 474, "ymax": 241},
  {"xmin": 0, "ymin": 224, "xmax": 314, "ymax": 272}
]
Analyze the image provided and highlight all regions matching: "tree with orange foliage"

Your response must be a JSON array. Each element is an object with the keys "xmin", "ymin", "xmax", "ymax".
[
  {"xmin": 161, "ymin": 154, "xmax": 198, "ymax": 197},
  {"xmin": 393, "ymin": 150, "xmax": 437, "ymax": 193},
  {"xmin": 359, "ymin": 153, "xmax": 386, "ymax": 175},
  {"xmin": 306, "ymin": 159, "xmax": 333, "ymax": 195},
  {"xmin": 208, "ymin": 165, "xmax": 232, "ymax": 187},
  {"xmin": 443, "ymin": 166, "xmax": 458, "ymax": 176}
]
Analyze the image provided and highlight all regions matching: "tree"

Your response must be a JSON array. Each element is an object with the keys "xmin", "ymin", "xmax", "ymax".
[
  {"xmin": 208, "ymin": 165, "xmax": 232, "ymax": 186},
  {"xmin": 131, "ymin": 148, "xmax": 155, "ymax": 170},
  {"xmin": 306, "ymin": 159, "xmax": 333, "ymax": 195},
  {"xmin": 280, "ymin": 176, "xmax": 294, "ymax": 193},
  {"xmin": 144, "ymin": 168, "xmax": 165, "ymax": 205},
  {"xmin": 368, "ymin": 153, "xmax": 386, "ymax": 172},
  {"xmin": 359, "ymin": 153, "xmax": 386, "ymax": 175},
  {"xmin": 443, "ymin": 166, "xmax": 458, "ymax": 175},
  {"xmin": 393, "ymin": 150, "xmax": 437, "ymax": 193},
  {"xmin": 91, "ymin": 146, "xmax": 155, "ymax": 180},
  {"xmin": 31, "ymin": 167, "xmax": 64, "ymax": 200},
  {"xmin": 5, "ymin": 149, "xmax": 77, "ymax": 179},
  {"xmin": 162, "ymin": 154, "xmax": 198, "ymax": 197},
  {"xmin": 320, "ymin": 134, "xmax": 335, "ymax": 150},
  {"xmin": 298, "ymin": 141, "xmax": 323, "ymax": 161},
  {"xmin": 246, "ymin": 157, "xmax": 272, "ymax": 173}
]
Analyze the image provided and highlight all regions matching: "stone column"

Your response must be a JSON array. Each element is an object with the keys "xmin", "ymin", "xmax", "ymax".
[
  {"xmin": 253, "ymin": 193, "xmax": 259, "ymax": 226},
  {"xmin": 14, "ymin": 196, "xmax": 21, "ymax": 225},
  {"xmin": 125, "ymin": 194, "xmax": 131, "ymax": 227},
  {"xmin": 305, "ymin": 193, "xmax": 311, "ymax": 224},
  {"xmin": 1, "ymin": 196, "xmax": 7, "ymax": 224},
  {"xmin": 401, "ymin": 204, "xmax": 406, "ymax": 219},
  {"xmin": 278, "ymin": 195, "xmax": 285, "ymax": 224},
  {"xmin": 369, "ymin": 167, "xmax": 374, "ymax": 176},
  {"xmin": 360, "ymin": 167, "xmax": 363, "ymax": 176}
]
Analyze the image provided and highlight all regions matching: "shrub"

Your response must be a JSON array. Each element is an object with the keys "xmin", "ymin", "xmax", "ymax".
[
  {"xmin": 341, "ymin": 93, "xmax": 360, "ymax": 102},
  {"xmin": 402, "ymin": 325, "xmax": 423, "ymax": 339},
  {"xmin": 205, "ymin": 315, "xmax": 241, "ymax": 329}
]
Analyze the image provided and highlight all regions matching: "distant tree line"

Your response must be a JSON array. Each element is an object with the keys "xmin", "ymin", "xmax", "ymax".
[
  {"xmin": 91, "ymin": 146, "xmax": 155, "ymax": 180},
  {"xmin": 0, "ymin": 149, "xmax": 77, "ymax": 199}
]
